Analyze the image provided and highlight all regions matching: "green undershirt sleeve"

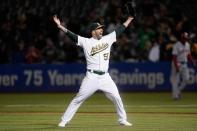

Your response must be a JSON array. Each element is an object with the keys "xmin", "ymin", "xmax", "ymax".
[
  {"xmin": 66, "ymin": 30, "xmax": 78, "ymax": 43},
  {"xmin": 115, "ymin": 25, "xmax": 126, "ymax": 37}
]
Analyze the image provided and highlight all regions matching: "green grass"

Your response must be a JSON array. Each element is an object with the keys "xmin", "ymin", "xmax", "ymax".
[{"xmin": 0, "ymin": 92, "xmax": 197, "ymax": 131}]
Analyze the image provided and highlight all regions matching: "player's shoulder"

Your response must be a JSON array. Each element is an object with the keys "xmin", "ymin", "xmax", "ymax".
[
  {"xmin": 78, "ymin": 35, "xmax": 92, "ymax": 42},
  {"xmin": 102, "ymin": 31, "xmax": 116, "ymax": 38},
  {"xmin": 77, "ymin": 35, "xmax": 93, "ymax": 47},
  {"xmin": 175, "ymin": 41, "xmax": 181, "ymax": 45},
  {"xmin": 173, "ymin": 41, "xmax": 182, "ymax": 47},
  {"xmin": 78, "ymin": 35, "xmax": 89, "ymax": 39},
  {"xmin": 185, "ymin": 42, "xmax": 190, "ymax": 46}
]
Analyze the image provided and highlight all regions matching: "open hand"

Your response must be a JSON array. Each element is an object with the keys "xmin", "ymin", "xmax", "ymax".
[{"xmin": 53, "ymin": 15, "xmax": 61, "ymax": 26}]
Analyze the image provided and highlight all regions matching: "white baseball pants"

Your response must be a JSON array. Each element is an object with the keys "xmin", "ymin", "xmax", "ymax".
[
  {"xmin": 61, "ymin": 71, "xmax": 128, "ymax": 123},
  {"xmin": 170, "ymin": 63, "xmax": 190, "ymax": 98}
]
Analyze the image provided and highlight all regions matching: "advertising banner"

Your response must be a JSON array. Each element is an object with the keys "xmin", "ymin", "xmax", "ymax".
[{"xmin": 0, "ymin": 62, "xmax": 196, "ymax": 92}]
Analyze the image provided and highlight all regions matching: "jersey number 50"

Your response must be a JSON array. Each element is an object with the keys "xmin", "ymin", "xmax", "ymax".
[{"xmin": 103, "ymin": 53, "xmax": 109, "ymax": 60}]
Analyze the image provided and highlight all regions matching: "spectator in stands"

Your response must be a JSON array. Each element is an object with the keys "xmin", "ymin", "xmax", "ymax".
[
  {"xmin": 42, "ymin": 38, "xmax": 58, "ymax": 64},
  {"xmin": 11, "ymin": 39, "xmax": 26, "ymax": 63},
  {"xmin": 25, "ymin": 45, "xmax": 42, "ymax": 64},
  {"xmin": 0, "ymin": 0, "xmax": 197, "ymax": 64}
]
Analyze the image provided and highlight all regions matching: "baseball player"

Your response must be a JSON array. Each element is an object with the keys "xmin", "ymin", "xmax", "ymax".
[
  {"xmin": 170, "ymin": 32, "xmax": 196, "ymax": 100},
  {"xmin": 53, "ymin": 15, "xmax": 134, "ymax": 127}
]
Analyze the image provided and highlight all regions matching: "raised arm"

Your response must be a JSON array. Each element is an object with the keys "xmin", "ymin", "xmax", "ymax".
[
  {"xmin": 115, "ymin": 16, "xmax": 134, "ymax": 37},
  {"xmin": 123, "ymin": 16, "xmax": 134, "ymax": 27},
  {"xmin": 53, "ymin": 15, "xmax": 78, "ymax": 42}
]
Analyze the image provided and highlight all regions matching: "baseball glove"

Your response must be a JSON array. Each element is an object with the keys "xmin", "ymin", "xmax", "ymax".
[{"xmin": 124, "ymin": 1, "xmax": 136, "ymax": 18}]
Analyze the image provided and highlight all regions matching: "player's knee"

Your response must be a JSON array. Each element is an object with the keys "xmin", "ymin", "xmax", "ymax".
[
  {"xmin": 73, "ymin": 96, "xmax": 87, "ymax": 105},
  {"xmin": 183, "ymin": 77, "xmax": 189, "ymax": 83},
  {"xmin": 73, "ymin": 98, "xmax": 83, "ymax": 104},
  {"xmin": 112, "ymin": 95, "xmax": 121, "ymax": 102}
]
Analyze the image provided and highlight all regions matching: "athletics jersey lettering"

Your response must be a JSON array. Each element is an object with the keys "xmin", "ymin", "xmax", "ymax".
[
  {"xmin": 90, "ymin": 43, "xmax": 109, "ymax": 56},
  {"xmin": 77, "ymin": 31, "xmax": 116, "ymax": 71}
]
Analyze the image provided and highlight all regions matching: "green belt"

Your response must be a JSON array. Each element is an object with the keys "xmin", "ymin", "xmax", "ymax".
[
  {"xmin": 87, "ymin": 69, "xmax": 106, "ymax": 75},
  {"xmin": 180, "ymin": 61, "xmax": 187, "ymax": 64}
]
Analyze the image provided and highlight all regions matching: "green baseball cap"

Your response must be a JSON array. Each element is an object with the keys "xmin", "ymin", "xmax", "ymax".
[{"xmin": 89, "ymin": 23, "xmax": 104, "ymax": 31}]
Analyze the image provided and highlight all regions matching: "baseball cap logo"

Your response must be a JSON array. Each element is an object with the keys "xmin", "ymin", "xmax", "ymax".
[{"xmin": 90, "ymin": 22, "xmax": 104, "ymax": 31}]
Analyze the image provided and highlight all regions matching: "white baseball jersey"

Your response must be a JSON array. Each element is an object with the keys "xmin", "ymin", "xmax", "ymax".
[
  {"xmin": 172, "ymin": 41, "xmax": 190, "ymax": 62},
  {"xmin": 77, "ymin": 31, "xmax": 116, "ymax": 72}
]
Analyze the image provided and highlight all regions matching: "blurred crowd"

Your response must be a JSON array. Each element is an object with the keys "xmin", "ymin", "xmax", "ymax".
[{"xmin": 1, "ymin": 0, "xmax": 197, "ymax": 64}]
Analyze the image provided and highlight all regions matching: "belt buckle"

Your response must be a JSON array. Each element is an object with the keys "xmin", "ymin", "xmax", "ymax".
[
  {"xmin": 87, "ymin": 69, "xmax": 94, "ymax": 73},
  {"xmin": 95, "ymin": 71, "xmax": 104, "ymax": 75},
  {"xmin": 87, "ymin": 69, "xmax": 106, "ymax": 75},
  {"xmin": 180, "ymin": 61, "xmax": 186, "ymax": 64}
]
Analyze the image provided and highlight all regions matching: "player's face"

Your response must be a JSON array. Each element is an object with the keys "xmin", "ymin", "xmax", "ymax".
[
  {"xmin": 181, "ymin": 32, "xmax": 189, "ymax": 42},
  {"xmin": 92, "ymin": 28, "xmax": 103, "ymax": 40}
]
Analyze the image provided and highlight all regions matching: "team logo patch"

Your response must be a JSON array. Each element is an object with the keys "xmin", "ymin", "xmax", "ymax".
[{"xmin": 90, "ymin": 43, "xmax": 109, "ymax": 56}]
